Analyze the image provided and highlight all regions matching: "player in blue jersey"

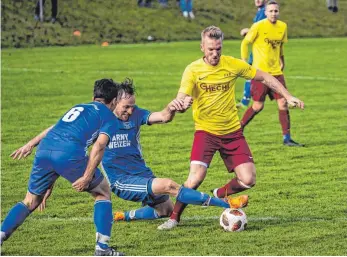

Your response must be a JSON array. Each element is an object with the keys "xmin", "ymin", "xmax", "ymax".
[
  {"xmin": 10, "ymin": 79, "xmax": 249, "ymax": 227},
  {"xmin": 1, "ymin": 78, "xmax": 125, "ymax": 256},
  {"xmin": 237, "ymin": 0, "xmax": 267, "ymax": 109}
]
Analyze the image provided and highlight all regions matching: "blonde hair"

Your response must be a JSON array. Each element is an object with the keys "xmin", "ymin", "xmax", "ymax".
[{"xmin": 201, "ymin": 26, "xmax": 224, "ymax": 42}]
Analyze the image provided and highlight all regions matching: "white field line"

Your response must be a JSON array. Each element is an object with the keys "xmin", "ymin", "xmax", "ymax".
[
  {"xmin": 2, "ymin": 67, "xmax": 347, "ymax": 82},
  {"xmin": 26, "ymin": 215, "xmax": 347, "ymax": 223}
]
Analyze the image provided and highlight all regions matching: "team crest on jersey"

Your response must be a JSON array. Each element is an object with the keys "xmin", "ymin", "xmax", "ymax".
[{"xmin": 123, "ymin": 121, "xmax": 133, "ymax": 129}]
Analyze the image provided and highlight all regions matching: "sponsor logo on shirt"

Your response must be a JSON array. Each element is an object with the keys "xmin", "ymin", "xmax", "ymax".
[
  {"xmin": 200, "ymin": 82, "xmax": 230, "ymax": 92},
  {"xmin": 108, "ymin": 134, "xmax": 131, "ymax": 149},
  {"xmin": 264, "ymin": 38, "xmax": 282, "ymax": 48}
]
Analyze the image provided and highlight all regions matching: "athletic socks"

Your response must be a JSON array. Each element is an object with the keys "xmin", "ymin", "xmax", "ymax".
[
  {"xmin": 215, "ymin": 178, "xmax": 250, "ymax": 198},
  {"xmin": 241, "ymin": 107, "xmax": 258, "ymax": 129},
  {"xmin": 125, "ymin": 206, "xmax": 160, "ymax": 221},
  {"xmin": 1, "ymin": 202, "xmax": 31, "ymax": 243},
  {"xmin": 241, "ymin": 80, "xmax": 251, "ymax": 106},
  {"xmin": 176, "ymin": 187, "xmax": 229, "ymax": 208},
  {"xmin": 94, "ymin": 200, "xmax": 112, "ymax": 250},
  {"xmin": 279, "ymin": 110, "xmax": 291, "ymax": 138}
]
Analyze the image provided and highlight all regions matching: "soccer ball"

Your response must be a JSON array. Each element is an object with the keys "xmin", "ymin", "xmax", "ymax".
[{"xmin": 220, "ymin": 208, "xmax": 247, "ymax": 232}]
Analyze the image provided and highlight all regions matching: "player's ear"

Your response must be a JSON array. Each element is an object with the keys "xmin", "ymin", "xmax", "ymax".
[{"xmin": 200, "ymin": 42, "xmax": 204, "ymax": 52}]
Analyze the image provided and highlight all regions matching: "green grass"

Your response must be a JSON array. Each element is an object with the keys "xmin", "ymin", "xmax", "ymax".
[
  {"xmin": 1, "ymin": 38, "xmax": 347, "ymax": 255},
  {"xmin": 2, "ymin": 0, "xmax": 347, "ymax": 48}
]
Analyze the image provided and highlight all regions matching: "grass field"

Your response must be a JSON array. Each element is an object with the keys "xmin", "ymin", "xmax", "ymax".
[{"xmin": 1, "ymin": 38, "xmax": 347, "ymax": 256}]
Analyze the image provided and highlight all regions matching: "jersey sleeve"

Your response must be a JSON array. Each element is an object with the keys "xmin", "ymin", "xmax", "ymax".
[
  {"xmin": 244, "ymin": 22, "xmax": 259, "ymax": 43},
  {"xmin": 283, "ymin": 24, "xmax": 288, "ymax": 43},
  {"xmin": 135, "ymin": 106, "xmax": 151, "ymax": 125},
  {"xmin": 236, "ymin": 59, "xmax": 257, "ymax": 80},
  {"xmin": 178, "ymin": 65, "xmax": 196, "ymax": 96}
]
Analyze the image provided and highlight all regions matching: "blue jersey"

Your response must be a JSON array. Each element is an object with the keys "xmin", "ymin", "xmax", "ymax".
[
  {"xmin": 253, "ymin": 6, "xmax": 266, "ymax": 23},
  {"xmin": 39, "ymin": 101, "xmax": 115, "ymax": 153},
  {"xmin": 102, "ymin": 105, "xmax": 151, "ymax": 182}
]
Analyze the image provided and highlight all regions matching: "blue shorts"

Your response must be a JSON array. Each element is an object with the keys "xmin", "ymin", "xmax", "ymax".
[
  {"xmin": 110, "ymin": 172, "xmax": 169, "ymax": 207},
  {"xmin": 28, "ymin": 150, "xmax": 104, "ymax": 195}
]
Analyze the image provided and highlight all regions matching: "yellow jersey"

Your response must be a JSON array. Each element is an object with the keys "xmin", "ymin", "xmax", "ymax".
[
  {"xmin": 179, "ymin": 55, "xmax": 257, "ymax": 135},
  {"xmin": 244, "ymin": 19, "xmax": 288, "ymax": 75}
]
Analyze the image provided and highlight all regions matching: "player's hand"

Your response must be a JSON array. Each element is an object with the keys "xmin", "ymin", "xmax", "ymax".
[
  {"xmin": 38, "ymin": 187, "xmax": 53, "ymax": 212},
  {"xmin": 10, "ymin": 143, "xmax": 34, "ymax": 160},
  {"xmin": 168, "ymin": 99, "xmax": 185, "ymax": 112},
  {"xmin": 183, "ymin": 96, "xmax": 193, "ymax": 110},
  {"xmin": 287, "ymin": 96, "xmax": 304, "ymax": 109},
  {"xmin": 240, "ymin": 28, "xmax": 249, "ymax": 37},
  {"xmin": 72, "ymin": 176, "xmax": 91, "ymax": 192}
]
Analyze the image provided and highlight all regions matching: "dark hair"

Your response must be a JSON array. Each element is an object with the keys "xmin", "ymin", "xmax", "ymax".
[
  {"xmin": 115, "ymin": 77, "xmax": 136, "ymax": 101},
  {"xmin": 93, "ymin": 78, "xmax": 136, "ymax": 104}
]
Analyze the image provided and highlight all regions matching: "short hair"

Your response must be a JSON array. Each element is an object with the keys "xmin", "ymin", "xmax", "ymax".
[
  {"xmin": 201, "ymin": 26, "xmax": 224, "ymax": 42},
  {"xmin": 266, "ymin": 0, "xmax": 279, "ymax": 8},
  {"xmin": 93, "ymin": 78, "xmax": 135, "ymax": 104}
]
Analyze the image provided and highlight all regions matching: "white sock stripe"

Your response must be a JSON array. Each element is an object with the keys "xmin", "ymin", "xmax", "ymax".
[
  {"xmin": 94, "ymin": 200, "xmax": 111, "ymax": 205},
  {"xmin": 96, "ymin": 232, "xmax": 110, "ymax": 244},
  {"xmin": 237, "ymin": 179, "xmax": 252, "ymax": 189},
  {"xmin": 190, "ymin": 160, "xmax": 208, "ymax": 168}
]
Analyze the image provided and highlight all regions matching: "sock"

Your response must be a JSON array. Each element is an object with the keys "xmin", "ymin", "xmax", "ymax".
[
  {"xmin": 216, "ymin": 178, "xmax": 250, "ymax": 198},
  {"xmin": 125, "ymin": 206, "xmax": 160, "ymax": 221},
  {"xmin": 176, "ymin": 187, "xmax": 229, "ymax": 208},
  {"xmin": 241, "ymin": 107, "xmax": 258, "ymax": 129},
  {"xmin": 1, "ymin": 202, "xmax": 31, "ymax": 243},
  {"xmin": 94, "ymin": 200, "xmax": 112, "ymax": 250},
  {"xmin": 241, "ymin": 80, "xmax": 251, "ymax": 106},
  {"xmin": 170, "ymin": 201, "xmax": 187, "ymax": 222},
  {"xmin": 279, "ymin": 110, "xmax": 291, "ymax": 138}
]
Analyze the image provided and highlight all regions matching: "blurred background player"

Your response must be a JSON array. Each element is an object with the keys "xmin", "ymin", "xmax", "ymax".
[
  {"xmin": 158, "ymin": 25, "xmax": 305, "ymax": 230},
  {"xmin": 237, "ymin": 0, "xmax": 267, "ymax": 109},
  {"xmin": 1, "ymin": 79, "xmax": 125, "ymax": 256},
  {"xmin": 327, "ymin": 0, "xmax": 338, "ymax": 12},
  {"xmin": 240, "ymin": 0, "xmax": 304, "ymax": 147},
  {"xmin": 34, "ymin": 0, "xmax": 58, "ymax": 23}
]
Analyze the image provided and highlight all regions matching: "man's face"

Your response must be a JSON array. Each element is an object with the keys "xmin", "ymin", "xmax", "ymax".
[
  {"xmin": 200, "ymin": 37, "xmax": 222, "ymax": 66},
  {"xmin": 254, "ymin": 0, "xmax": 265, "ymax": 8},
  {"xmin": 114, "ymin": 95, "xmax": 135, "ymax": 121},
  {"xmin": 266, "ymin": 4, "xmax": 279, "ymax": 23}
]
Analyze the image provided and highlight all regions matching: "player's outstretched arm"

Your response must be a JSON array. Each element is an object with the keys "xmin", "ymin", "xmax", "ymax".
[
  {"xmin": 148, "ymin": 95, "xmax": 193, "ymax": 125},
  {"xmin": 10, "ymin": 125, "xmax": 54, "ymax": 160},
  {"xmin": 72, "ymin": 133, "xmax": 109, "ymax": 192},
  {"xmin": 254, "ymin": 70, "xmax": 304, "ymax": 109}
]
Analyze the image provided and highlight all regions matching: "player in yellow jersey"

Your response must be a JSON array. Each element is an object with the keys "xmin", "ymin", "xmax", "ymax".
[
  {"xmin": 158, "ymin": 25, "xmax": 304, "ymax": 230},
  {"xmin": 240, "ymin": 0, "xmax": 304, "ymax": 147}
]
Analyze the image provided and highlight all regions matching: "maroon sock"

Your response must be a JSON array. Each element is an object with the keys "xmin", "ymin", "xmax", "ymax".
[
  {"xmin": 216, "ymin": 178, "xmax": 249, "ymax": 198},
  {"xmin": 169, "ymin": 201, "xmax": 187, "ymax": 222},
  {"xmin": 241, "ymin": 107, "xmax": 258, "ymax": 129},
  {"xmin": 279, "ymin": 110, "xmax": 290, "ymax": 135}
]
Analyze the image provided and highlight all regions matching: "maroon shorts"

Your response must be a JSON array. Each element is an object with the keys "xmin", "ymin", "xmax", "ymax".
[
  {"xmin": 190, "ymin": 129, "xmax": 254, "ymax": 172},
  {"xmin": 251, "ymin": 74, "xmax": 286, "ymax": 101}
]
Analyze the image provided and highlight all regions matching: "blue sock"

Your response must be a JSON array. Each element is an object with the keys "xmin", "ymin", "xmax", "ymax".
[
  {"xmin": 125, "ymin": 206, "xmax": 160, "ymax": 221},
  {"xmin": 241, "ymin": 80, "xmax": 251, "ymax": 106},
  {"xmin": 94, "ymin": 200, "xmax": 112, "ymax": 250},
  {"xmin": 1, "ymin": 202, "xmax": 31, "ymax": 242},
  {"xmin": 283, "ymin": 133, "xmax": 291, "ymax": 142},
  {"xmin": 177, "ymin": 187, "xmax": 229, "ymax": 208}
]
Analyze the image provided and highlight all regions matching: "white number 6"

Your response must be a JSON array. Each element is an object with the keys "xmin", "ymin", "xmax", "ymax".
[{"xmin": 62, "ymin": 107, "xmax": 84, "ymax": 122}]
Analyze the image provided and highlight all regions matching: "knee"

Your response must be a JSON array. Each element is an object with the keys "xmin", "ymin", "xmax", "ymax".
[
  {"xmin": 252, "ymin": 102, "xmax": 264, "ymax": 112},
  {"xmin": 162, "ymin": 179, "xmax": 180, "ymax": 195},
  {"xmin": 277, "ymin": 98, "xmax": 288, "ymax": 110},
  {"xmin": 239, "ymin": 174, "xmax": 256, "ymax": 188},
  {"xmin": 22, "ymin": 192, "xmax": 42, "ymax": 211}
]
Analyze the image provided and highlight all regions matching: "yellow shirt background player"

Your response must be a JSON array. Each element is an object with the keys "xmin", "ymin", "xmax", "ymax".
[
  {"xmin": 179, "ymin": 55, "xmax": 256, "ymax": 135},
  {"xmin": 241, "ymin": 10, "xmax": 288, "ymax": 75}
]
